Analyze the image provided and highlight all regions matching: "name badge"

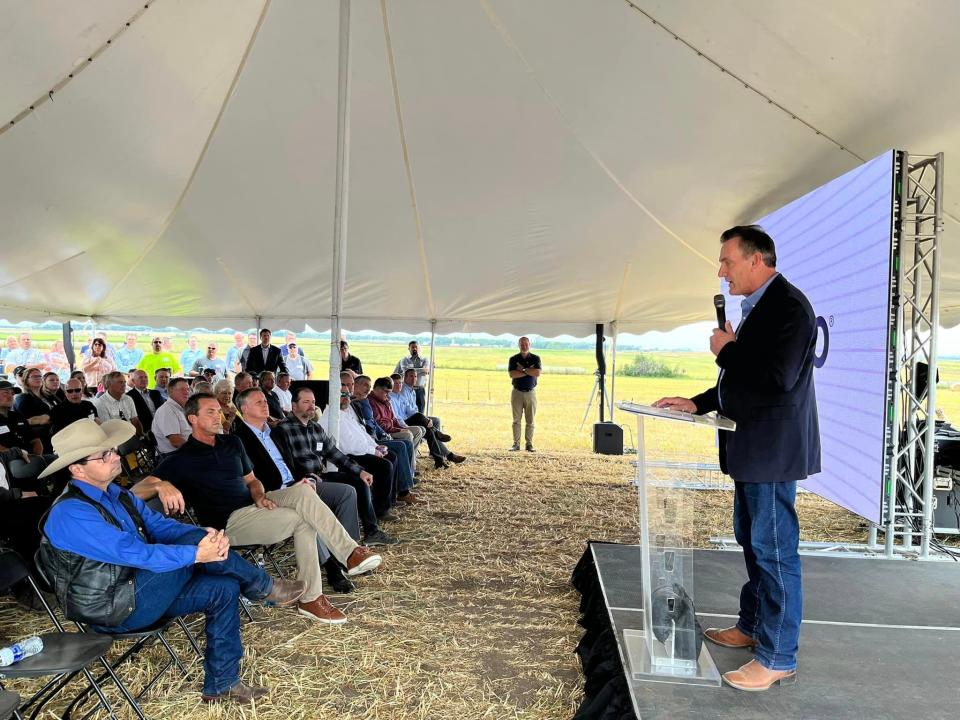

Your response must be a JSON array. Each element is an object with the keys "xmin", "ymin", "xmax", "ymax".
[
  {"xmin": 316, "ymin": 442, "xmax": 324, "ymax": 452},
  {"xmin": 0, "ymin": 425, "xmax": 8, "ymax": 434}
]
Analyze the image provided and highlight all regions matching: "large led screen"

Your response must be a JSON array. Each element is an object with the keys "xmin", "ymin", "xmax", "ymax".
[{"xmin": 722, "ymin": 150, "xmax": 895, "ymax": 522}]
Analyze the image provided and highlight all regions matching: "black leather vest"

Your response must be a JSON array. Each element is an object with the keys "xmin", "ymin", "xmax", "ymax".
[{"xmin": 38, "ymin": 484, "xmax": 148, "ymax": 627}]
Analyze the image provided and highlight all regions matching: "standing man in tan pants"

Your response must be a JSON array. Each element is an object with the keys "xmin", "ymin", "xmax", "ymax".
[{"xmin": 508, "ymin": 337, "xmax": 541, "ymax": 452}]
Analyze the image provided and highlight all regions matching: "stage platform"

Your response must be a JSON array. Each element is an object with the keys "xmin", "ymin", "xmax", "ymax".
[{"xmin": 590, "ymin": 543, "xmax": 960, "ymax": 720}]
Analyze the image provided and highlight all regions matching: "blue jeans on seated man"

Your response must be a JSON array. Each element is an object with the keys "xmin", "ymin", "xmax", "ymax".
[
  {"xmin": 733, "ymin": 480, "xmax": 802, "ymax": 672},
  {"xmin": 97, "ymin": 527, "xmax": 273, "ymax": 696}
]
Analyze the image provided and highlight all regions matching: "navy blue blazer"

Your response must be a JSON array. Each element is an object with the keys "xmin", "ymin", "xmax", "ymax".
[{"xmin": 691, "ymin": 274, "xmax": 821, "ymax": 483}]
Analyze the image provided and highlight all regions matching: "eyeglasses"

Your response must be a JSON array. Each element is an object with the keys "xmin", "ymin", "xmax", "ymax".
[
  {"xmin": 78, "ymin": 449, "xmax": 118, "ymax": 464},
  {"xmin": 207, "ymin": 347, "xmax": 216, "ymax": 350},
  {"xmin": 65, "ymin": 388, "xmax": 82, "ymax": 394}
]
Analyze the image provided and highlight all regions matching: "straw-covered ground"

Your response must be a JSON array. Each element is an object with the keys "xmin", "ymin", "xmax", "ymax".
[{"xmin": 0, "ymin": 450, "xmax": 866, "ymax": 719}]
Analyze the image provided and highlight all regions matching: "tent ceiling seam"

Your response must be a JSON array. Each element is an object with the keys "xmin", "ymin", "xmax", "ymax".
[
  {"xmin": 0, "ymin": 251, "xmax": 86, "ymax": 292},
  {"xmin": 621, "ymin": 0, "xmax": 867, "ymax": 164},
  {"xmin": 612, "ymin": 262, "xmax": 632, "ymax": 322},
  {"xmin": 479, "ymin": 0, "xmax": 714, "ymax": 268},
  {"xmin": 93, "ymin": 0, "xmax": 274, "ymax": 318},
  {"xmin": 0, "ymin": 0, "xmax": 155, "ymax": 137},
  {"xmin": 380, "ymin": 0, "xmax": 437, "ymax": 319}
]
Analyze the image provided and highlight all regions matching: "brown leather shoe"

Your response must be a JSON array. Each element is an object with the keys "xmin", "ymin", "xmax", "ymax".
[
  {"xmin": 704, "ymin": 625, "xmax": 757, "ymax": 649},
  {"xmin": 262, "ymin": 578, "xmax": 305, "ymax": 607},
  {"xmin": 722, "ymin": 659, "xmax": 796, "ymax": 691},
  {"xmin": 397, "ymin": 491, "xmax": 419, "ymax": 504},
  {"xmin": 297, "ymin": 595, "xmax": 347, "ymax": 624},
  {"xmin": 202, "ymin": 681, "xmax": 269, "ymax": 704},
  {"xmin": 345, "ymin": 546, "xmax": 382, "ymax": 576},
  {"xmin": 446, "ymin": 452, "xmax": 466, "ymax": 464}
]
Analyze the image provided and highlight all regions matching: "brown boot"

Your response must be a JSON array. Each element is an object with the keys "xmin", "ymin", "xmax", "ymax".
[
  {"xmin": 202, "ymin": 681, "xmax": 269, "ymax": 704},
  {"xmin": 704, "ymin": 625, "xmax": 757, "ymax": 649},
  {"xmin": 722, "ymin": 659, "xmax": 796, "ymax": 691},
  {"xmin": 262, "ymin": 578, "xmax": 305, "ymax": 607}
]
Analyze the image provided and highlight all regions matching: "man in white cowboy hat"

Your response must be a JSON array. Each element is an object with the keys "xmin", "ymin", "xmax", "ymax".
[{"xmin": 36, "ymin": 419, "xmax": 307, "ymax": 705}]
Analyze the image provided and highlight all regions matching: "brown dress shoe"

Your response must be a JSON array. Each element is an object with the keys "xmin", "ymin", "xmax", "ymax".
[
  {"xmin": 298, "ymin": 595, "xmax": 347, "ymax": 624},
  {"xmin": 202, "ymin": 681, "xmax": 269, "ymax": 704},
  {"xmin": 263, "ymin": 578, "xmax": 305, "ymax": 607},
  {"xmin": 722, "ymin": 659, "xmax": 796, "ymax": 692},
  {"xmin": 704, "ymin": 625, "xmax": 757, "ymax": 649},
  {"xmin": 345, "ymin": 546, "xmax": 382, "ymax": 576},
  {"xmin": 446, "ymin": 452, "xmax": 466, "ymax": 464}
]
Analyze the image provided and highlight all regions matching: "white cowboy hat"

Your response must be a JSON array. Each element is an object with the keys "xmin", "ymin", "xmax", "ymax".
[{"xmin": 39, "ymin": 419, "xmax": 135, "ymax": 478}]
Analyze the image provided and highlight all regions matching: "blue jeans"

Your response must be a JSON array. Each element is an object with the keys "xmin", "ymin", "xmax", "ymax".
[
  {"xmin": 102, "ymin": 528, "xmax": 273, "ymax": 696},
  {"xmin": 382, "ymin": 440, "xmax": 414, "ymax": 493},
  {"xmin": 733, "ymin": 481, "xmax": 802, "ymax": 672}
]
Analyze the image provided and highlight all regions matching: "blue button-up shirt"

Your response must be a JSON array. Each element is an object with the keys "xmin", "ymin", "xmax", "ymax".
[
  {"xmin": 243, "ymin": 420, "xmax": 295, "ymax": 486},
  {"xmin": 718, "ymin": 273, "xmax": 779, "ymax": 410},
  {"xmin": 390, "ymin": 387, "xmax": 417, "ymax": 420},
  {"xmin": 114, "ymin": 346, "xmax": 144, "ymax": 372},
  {"xmin": 43, "ymin": 480, "xmax": 198, "ymax": 572}
]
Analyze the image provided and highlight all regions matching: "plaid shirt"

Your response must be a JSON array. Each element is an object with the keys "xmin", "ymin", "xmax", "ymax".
[{"xmin": 274, "ymin": 415, "xmax": 362, "ymax": 478}]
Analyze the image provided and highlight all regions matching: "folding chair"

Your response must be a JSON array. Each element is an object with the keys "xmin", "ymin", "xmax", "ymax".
[
  {"xmin": 32, "ymin": 554, "xmax": 202, "ymax": 720},
  {"xmin": 116, "ymin": 435, "xmax": 155, "ymax": 484},
  {"xmin": 0, "ymin": 549, "xmax": 119, "ymax": 720},
  {"xmin": 7, "ymin": 456, "xmax": 50, "ymax": 495},
  {"xmin": 0, "ymin": 689, "xmax": 20, "ymax": 720}
]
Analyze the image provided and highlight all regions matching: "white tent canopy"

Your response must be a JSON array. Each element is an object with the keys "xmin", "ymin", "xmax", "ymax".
[{"xmin": 2, "ymin": 0, "xmax": 959, "ymax": 334}]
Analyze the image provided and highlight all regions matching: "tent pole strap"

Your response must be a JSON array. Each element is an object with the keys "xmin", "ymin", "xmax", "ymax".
[{"xmin": 426, "ymin": 320, "xmax": 437, "ymax": 416}]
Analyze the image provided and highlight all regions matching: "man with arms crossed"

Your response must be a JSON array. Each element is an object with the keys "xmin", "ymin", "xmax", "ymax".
[
  {"xmin": 508, "ymin": 337, "xmax": 541, "ymax": 452},
  {"xmin": 655, "ymin": 225, "xmax": 820, "ymax": 691}
]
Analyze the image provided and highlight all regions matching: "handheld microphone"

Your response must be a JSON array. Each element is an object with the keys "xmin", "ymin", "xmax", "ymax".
[{"xmin": 713, "ymin": 294, "xmax": 726, "ymax": 330}]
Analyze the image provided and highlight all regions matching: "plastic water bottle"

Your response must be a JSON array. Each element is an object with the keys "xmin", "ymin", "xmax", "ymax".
[{"xmin": 0, "ymin": 636, "xmax": 43, "ymax": 667}]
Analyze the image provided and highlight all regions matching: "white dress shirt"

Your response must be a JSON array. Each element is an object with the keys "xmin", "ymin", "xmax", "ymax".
[{"xmin": 320, "ymin": 404, "xmax": 377, "ymax": 456}]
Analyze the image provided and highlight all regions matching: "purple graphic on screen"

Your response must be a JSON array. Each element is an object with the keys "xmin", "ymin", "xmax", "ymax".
[{"xmin": 724, "ymin": 150, "xmax": 894, "ymax": 523}]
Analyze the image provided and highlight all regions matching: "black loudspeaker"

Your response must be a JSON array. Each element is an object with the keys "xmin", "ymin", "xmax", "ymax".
[
  {"xmin": 593, "ymin": 422, "xmax": 623, "ymax": 455},
  {"xmin": 933, "ymin": 488, "xmax": 960, "ymax": 532},
  {"xmin": 289, "ymin": 380, "xmax": 330, "ymax": 410}
]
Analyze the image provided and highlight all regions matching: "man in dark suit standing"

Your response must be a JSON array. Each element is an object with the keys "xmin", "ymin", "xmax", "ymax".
[
  {"xmin": 241, "ymin": 329, "xmax": 287, "ymax": 376},
  {"xmin": 655, "ymin": 225, "xmax": 820, "ymax": 692}
]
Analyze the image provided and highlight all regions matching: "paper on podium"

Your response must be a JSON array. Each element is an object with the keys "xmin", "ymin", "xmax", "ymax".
[{"xmin": 618, "ymin": 401, "xmax": 736, "ymax": 431}]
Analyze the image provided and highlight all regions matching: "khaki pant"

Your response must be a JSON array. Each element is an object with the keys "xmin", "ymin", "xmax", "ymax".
[
  {"xmin": 511, "ymin": 388, "xmax": 537, "ymax": 445},
  {"xmin": 224, "ymin": 483, "xmax": 357, "ymax": 602}
]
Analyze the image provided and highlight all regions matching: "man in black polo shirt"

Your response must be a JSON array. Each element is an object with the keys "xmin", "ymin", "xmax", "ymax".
[
  {"xmin": 0, "ymin": 380, "xmax": 40, "ymax": 454},
  {"xmin": 133, "ymin": 393, "xmax": 383, "ymax": 624},
  {"xmin": 50, "ymin": 378, "xmax": 100, "ymax": 435},
  {"xmin": 507, "ymin": 336, "xmax": 541, "ymax": 452}
]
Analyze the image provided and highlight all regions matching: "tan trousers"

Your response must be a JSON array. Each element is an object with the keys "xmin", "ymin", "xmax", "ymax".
[
  {"xmin": 224, "ymin": 483, "xmax": 357, "ymax": 602},
  {"xmin": 511, "ymin": 388, "xmax": 537, "ymax": 445}
]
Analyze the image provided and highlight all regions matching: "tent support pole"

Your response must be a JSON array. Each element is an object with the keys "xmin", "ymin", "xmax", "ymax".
[
  {"xmin": 426, "ymin": 320, "xmax": 436, "ymax": 416},
  {"xmin": 327, "ymin": 0, "xmax": 352, "ymax": 441},
  {"xmin": 609, "ymin": 321, "xmax": 618, "ymax": 422}
]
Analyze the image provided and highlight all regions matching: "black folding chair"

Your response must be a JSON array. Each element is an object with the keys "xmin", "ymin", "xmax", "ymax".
[
  {"xmin": 32, "ymin": 554, "xmax": 202, "ymax": 720},
  {"xmin": 116, "ymin": 435, "xmax": 155, "ymax": 483},
  {"xmin": 0, "ymin": 689, "xmax": 20, "ymax": 720},
  {"xmin": 7, "ymin": 456, "xmax": 50, "ymax": 496},
  {"xmin": 0, "ymin": 549, "xmax": 119, "ymax": 720}
]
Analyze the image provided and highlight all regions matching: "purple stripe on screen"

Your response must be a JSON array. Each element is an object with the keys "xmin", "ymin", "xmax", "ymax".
[
  {"xmin": 782, "ymin": 215, "xmax": 889, "ymax": 272},
  {"xmin": 794, "ymin": 258, "xmax": 890, "ymax": 293},
  {"xmin": 774, "ymin": 185, "xmax": 890, "ymax": 251}
]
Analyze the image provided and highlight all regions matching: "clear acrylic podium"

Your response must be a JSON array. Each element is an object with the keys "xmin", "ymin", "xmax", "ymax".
[{"xmin": 616, "ymin": 401, "xmax": 736, "ymax": 687}]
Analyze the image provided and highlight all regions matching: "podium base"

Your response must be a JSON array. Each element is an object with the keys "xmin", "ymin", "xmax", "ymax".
[{"xmin": 624, "ymin": 629, "xmax": 721, "ymax": 687}]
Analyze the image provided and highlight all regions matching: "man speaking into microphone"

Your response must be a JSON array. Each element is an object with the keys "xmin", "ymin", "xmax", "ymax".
[{"xmin": 655, "ymin": 225, "xmax": 820, "ymax": 692}]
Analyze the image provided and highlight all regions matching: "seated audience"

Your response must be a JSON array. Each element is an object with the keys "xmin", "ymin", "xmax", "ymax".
[
  {"xmin": 13, "ymin": 368, "xmax": 57, "ymax": 452},
  {"xmin": 396, "ymin": 369, "xmax": 464, "ymax": 463},
  {"xmin": 232, "ymin": 389, "xmax": 363, "ymax": 593},
  {"xmin": 370, "ymin": 377, "xmax": 449, "ymax": 467},
  {"xmin": 81, "ymin": 337, "xmax": 115, "ymax": 391},
  {"xmin": 134, "ymin": 394, "xmax": 381, "ymax": 622},
  {"xmin": 51, "ymin": 378, "xmax": 101, "ymax": 434},
  {"xmin": 257, "ymin": 371, "xmax": 285, "ymax": 423},
  {"xmin": 214, "ymin": 379, "xmax": 238, "ymax": 432},
  {"xmin": 152, "ymin": 377, "xmax": 192, "ymax": 455},
  {"xmin": 127, "ymin": 369, "xmax": 161, "ymax": 433},
  {"xmin": 41, "ymin": 372, "xmax": 66, "ymax": 405},
  {"xmin": 191, "ymin": 380, "xmax": 214, "ymax": 396},
  {"xmin": 322, "ymin": 379, "xmax": 417, "ymax": 512},
  {"xmin": 70, "ymin": 369, "xmax": 96, "ymax": 399},
  {"xmin": 153, "ymin": 367, "xmax": 172, "ymax": 400},
  {"xmin": 38, "ymin": 419, "xmax": 305, "ymax": 704},
  {"xmin": 275, "ymin": 387, "xmax": 398, "ymax": 547},
  {"xmin": 94, "ymin": 372, "xmax": 143, "ymax": 435},
  {"xmin": 352, "ymin": 375, "xmax": 417, "ymax": 473},
  {"xmin": 232, "ymin": 371, "xmax": 254, "ymax": 405},
  {"xmin": 274, "ymin": 372, "xmax": 293, "ymax": 413},
  {"xmin": 1, "ymin": 446, "xmax": 54, "ymax": 563}
]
